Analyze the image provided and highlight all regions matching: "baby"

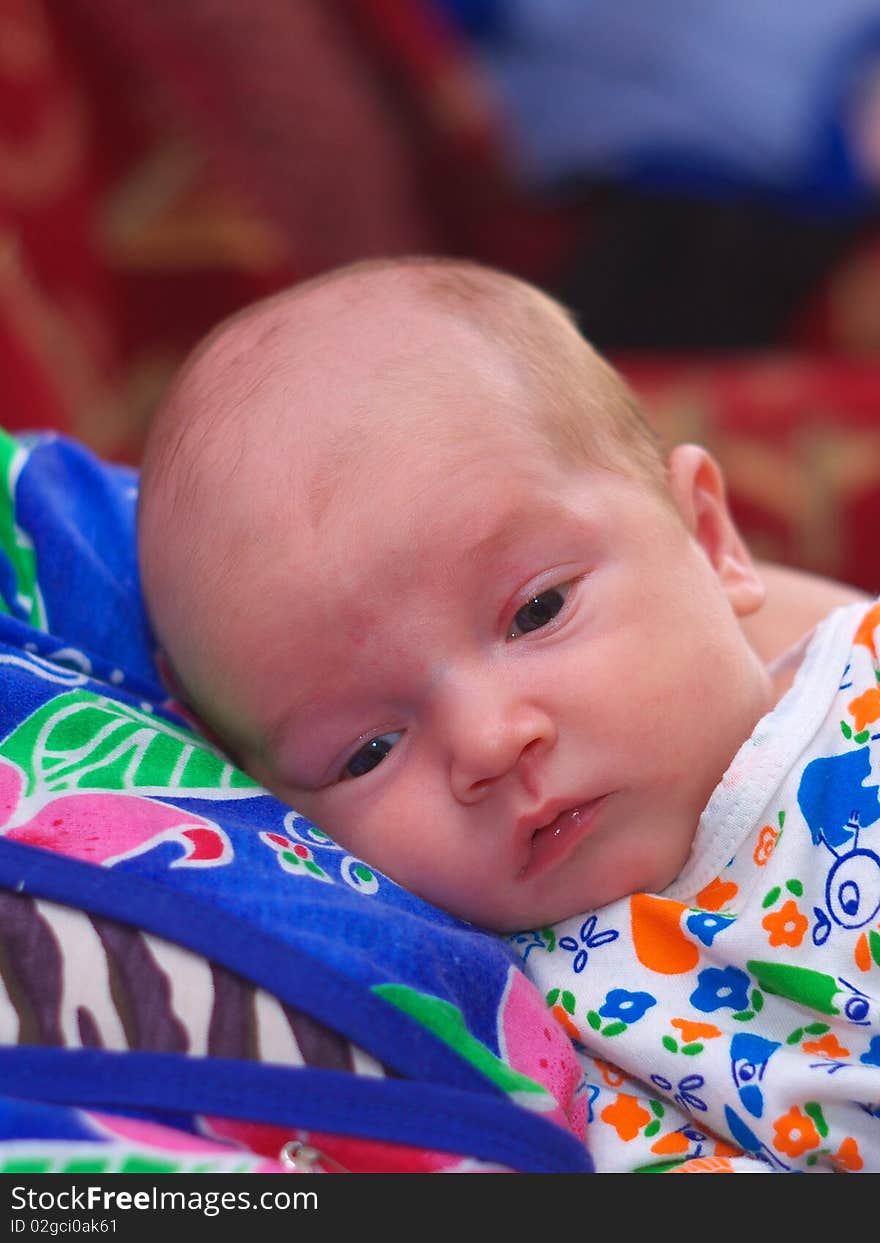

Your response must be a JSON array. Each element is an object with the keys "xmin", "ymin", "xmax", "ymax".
[{"xmin": 138, "ymin": 256, "xmax": 880, "ymax": 1172}]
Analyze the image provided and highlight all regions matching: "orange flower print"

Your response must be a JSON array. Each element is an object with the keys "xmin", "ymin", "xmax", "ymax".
[
  {"xmin": 650, "ymin": 1129, "xmax": 691, "ymax": 1156},
  {"xmin": 696, "ymin": 876, "xmax": 738, "ymax": 910},
  {"xmin": 594, "ymin": 1059, "xmax": 627, "ymax": 1088},
  {"xmin": 671, "ymin": 1156, "xmax": 737, "ymax": 1173},
  {"xmin": 853, "ymin": 601, "xmax": 880, "ymax": 660},
  {"xmin": 762, "ymin": 898, "xmax": 808, "ymax": 948},
  {"xmin": 848, "ymin": 685, "xmax": 880, "ymax": 733},
  {"xmin": 651, "ymin": 1128, "xmax": 739, "ymax": 1158},
  {"xmin": 753, "ymin": 824, "xmax": 779, "ymax": 867},
  {"xmin": 773, "ymin": 1106, "xmax": 820, "ymax": 1158},
  {"xmin": 856, "ymin": 931, "xmax": 872, "ymax": 972},
  {"xmin": 600, "ymin": 1092, "xmax": 653, "ymax": 1142},
  {"xmin": 671, "ymin": 1018, "xmax": 722, "ymax": 1043},
  {"xmin": 549, "ymin": 1002, "xmax": 581, "ymax": 1043},
  {"xmin": 833, "ymin": 1136, "xmax": 863, "ymax": 1172},
  {"xmin": 802, "ymin": 1032, "xmax": 850, "ymax": 1059}
]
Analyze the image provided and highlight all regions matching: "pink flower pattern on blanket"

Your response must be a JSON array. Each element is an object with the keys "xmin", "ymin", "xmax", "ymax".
[
  {"xmin": 87, "ymin": 1112, "xmax": 288, "ymax": 1171},
  {"xmin": 0, "ymin": 757, "xmax": 230, "ymax": 866},
  {"xmin": 497, "ymin": 966, "xmax": 588, "ymax": 1142}
]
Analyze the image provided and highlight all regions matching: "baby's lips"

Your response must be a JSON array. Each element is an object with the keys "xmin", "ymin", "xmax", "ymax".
[{"xmin": 518, "ymin": 796, "xmax": 607, "ymax": 881}]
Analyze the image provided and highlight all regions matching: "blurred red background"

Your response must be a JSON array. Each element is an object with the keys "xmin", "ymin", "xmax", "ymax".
[{"xmin": 3, "ymin": 0, "xmax": 880, "ymax": 592}]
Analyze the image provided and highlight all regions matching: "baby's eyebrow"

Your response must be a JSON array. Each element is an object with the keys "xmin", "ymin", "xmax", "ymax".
[
  {"xmin": 461, "ymin": 500, "xmax": 570, "ymax": 569},
  {"xmin": 265, "ymin": 674, "xmax": 397, "ymax": 788},
  {"xmin": 263, "ymin": 690, "xmax": 343, "ymax": 770}
]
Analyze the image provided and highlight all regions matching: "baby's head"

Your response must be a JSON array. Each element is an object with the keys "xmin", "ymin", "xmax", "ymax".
[{"xmin": 138, "ymin": 256, "xmax": 773, "ymax": 932}]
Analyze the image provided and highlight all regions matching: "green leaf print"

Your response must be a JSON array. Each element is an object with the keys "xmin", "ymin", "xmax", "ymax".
[
  {"xmin": 547, "ymin": 988, "xmax": 576, "ymax": 1015},
  {"xmin": 119, "ymin": 1156, "xmax": 185, "ymax": 1174},
  {"xmin": 0, "ymin": 429, "xmax": 45, "ymax": 628},
  {"xmin": 746, "ymin": 961, "xmax": 840, "ymax": 1015},
  {"xmin": 633, "ymin": 1159, "xmax": 688, "ymax": 1173},
  {"xmin": 372, "ymin": 984, "xmax": 552, "ymax": 1102},
  {"xmin": 803, "ymin": 1101, "xmax": 829, "ymax": 1139},
  {"xmin": 0, "ymin": 1150, "xmax": 256, "ymax": 1174},
  {"xmin": 0, "ymin": 689, "xmax": 260, "ymax": 798},
  {"xmin": 0, "ymin": 1157, "xmax": 52, "ymax": 1173}
]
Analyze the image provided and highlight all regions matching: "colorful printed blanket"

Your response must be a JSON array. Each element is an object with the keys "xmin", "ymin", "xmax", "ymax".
[{"xmin": 0, "ymin": 428, "xmax": 592, "ymax": 1175}]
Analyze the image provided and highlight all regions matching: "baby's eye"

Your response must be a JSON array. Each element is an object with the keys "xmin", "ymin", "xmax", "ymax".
[
  {"xmin": 341, "ymin": 731, "xmax": 402, "ymax": 780},
  {"xmin": 509, "ymin": 584, "xmax": 571, "ymax": 639}
]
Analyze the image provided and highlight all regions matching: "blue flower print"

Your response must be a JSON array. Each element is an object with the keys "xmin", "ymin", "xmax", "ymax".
[
  {"xmin": 686, "ymin": 910, "xmax": 734, "ymax": 947},
  {"xmin": 860, "ymin": 1036, "xmax": 880, "ymax": 1067},
  {"xmin": 558, "ymin": 914, "xmax": 619, "ymax": 974},
  {"xmin": 689, "ymin": 965, "xmax": 751, "ymax": 1014},
  {"xmin": 599, "ymin": 988, "xmax": 656, "ymax": 1025}
]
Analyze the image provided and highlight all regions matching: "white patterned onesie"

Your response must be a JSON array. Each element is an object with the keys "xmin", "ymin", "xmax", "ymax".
[{"xmin": 509, "ymin": 599, "xmax": 880, "ymax": 1173}]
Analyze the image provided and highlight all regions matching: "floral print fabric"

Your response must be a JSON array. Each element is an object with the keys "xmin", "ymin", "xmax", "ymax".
[{"xmin": 511, "ymin": 599, "xmax": 880, "ymax": 1172}]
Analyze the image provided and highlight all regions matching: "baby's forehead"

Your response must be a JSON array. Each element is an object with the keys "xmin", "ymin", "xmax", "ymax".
[
  {"xmin": 199, "ymin": 297, "xmax": 534, "ymax": 473},
  {"xmin": 170, "ymin": 267, "xmax": 623, "ymax": 570}
]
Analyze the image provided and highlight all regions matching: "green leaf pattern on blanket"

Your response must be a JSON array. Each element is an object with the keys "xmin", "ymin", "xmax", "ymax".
[
  {"xmin": 0, "ymin": 688, "xmax": 259, "ymax": 798},
  {"xmin": 0, "ymin": 1151, "xmax": 259, "ymax": 1174},
  {"xmin": 0, "ymin": 429, "xmax": 44, "ymax": 627},
  {"xmin": 373, "ymin": 982, "xmax": 553, "ymax": 1105}
]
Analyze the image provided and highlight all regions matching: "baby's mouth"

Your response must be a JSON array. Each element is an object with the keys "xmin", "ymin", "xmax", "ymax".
[{"xmin": 520, "ymin": 798, "xmax": 605, "ymax": 880}]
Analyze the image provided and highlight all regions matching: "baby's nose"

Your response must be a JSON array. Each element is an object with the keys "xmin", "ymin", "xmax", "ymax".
[{"xmin": 440, "ymin": 675, "xmax": 556, "ymax": 804}]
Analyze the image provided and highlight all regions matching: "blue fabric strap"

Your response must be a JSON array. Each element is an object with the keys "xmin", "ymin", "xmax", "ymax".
[{"xmin": 0, "ymin": 1047, "xmax": 593, "ymax": 1174}]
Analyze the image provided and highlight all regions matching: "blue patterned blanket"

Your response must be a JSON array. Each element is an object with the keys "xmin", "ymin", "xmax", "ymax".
[{"xmin": 0, "ymin": 428, "xmax": 591, "ymax": 1174}]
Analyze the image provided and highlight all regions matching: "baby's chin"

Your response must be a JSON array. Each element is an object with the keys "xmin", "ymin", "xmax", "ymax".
[
  {"xmin": 493, "ymin": 855, "xmax": 695, "ymax": 934},
  {"xmin": 462, "ymin": 896, "xmax": 596, "ymax": 937}
]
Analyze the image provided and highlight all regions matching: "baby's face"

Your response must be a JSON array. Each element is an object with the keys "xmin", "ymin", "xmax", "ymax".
[{"xmin": 203, "ymin": 412, "xmax": 773, "ymax": 933}]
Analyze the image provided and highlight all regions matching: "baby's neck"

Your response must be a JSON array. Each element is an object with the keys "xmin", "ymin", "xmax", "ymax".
[
  {"xmin": 765, "ymin": 629, "xmax": 813, "ymax": 704},
  {"xmin": 743, "ymin": 561, "xmax": 870, "ymax": 680}
]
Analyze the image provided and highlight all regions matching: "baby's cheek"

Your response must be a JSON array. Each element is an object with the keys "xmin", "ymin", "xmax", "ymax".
[{"xmin": 307, "ymin": 792, "xmax": 404, "ymax": 871}]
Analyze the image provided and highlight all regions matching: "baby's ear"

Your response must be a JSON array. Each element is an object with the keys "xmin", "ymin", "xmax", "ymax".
[{"xmin": 666, "ymin": 443, "xmax": 765, "ymax": 618}]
